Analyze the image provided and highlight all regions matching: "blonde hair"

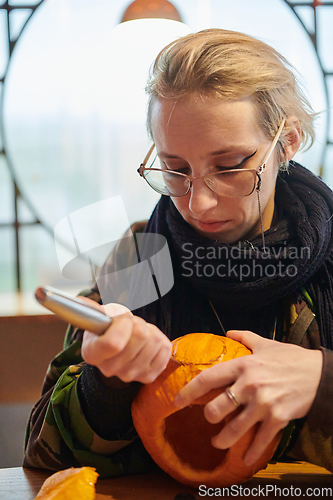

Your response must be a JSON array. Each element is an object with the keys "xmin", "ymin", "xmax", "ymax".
[{"xmin": 146, "ymin": 29, "xmax": 316, "ymax": 156}]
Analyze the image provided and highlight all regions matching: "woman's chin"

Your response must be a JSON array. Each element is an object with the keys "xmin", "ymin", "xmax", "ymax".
[{"xmin": 193, "ymin": 224, "xmax": 242, "ymax": 244}]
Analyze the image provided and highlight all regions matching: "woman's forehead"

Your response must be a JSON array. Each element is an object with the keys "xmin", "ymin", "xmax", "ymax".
[{"xmin": 150, "ymin": 95, "xmax": 265, "ymax": 149}]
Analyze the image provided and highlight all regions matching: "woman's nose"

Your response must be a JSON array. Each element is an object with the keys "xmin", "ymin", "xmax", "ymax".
[{"xmin": 188, "ymin": 179, "xmax": 218, "ymax": 215}]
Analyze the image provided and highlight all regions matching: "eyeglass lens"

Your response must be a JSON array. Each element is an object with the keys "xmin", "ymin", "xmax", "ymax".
[{"xmin": 143, "ymin": 168, "xmax": 256, "ymax": 198}]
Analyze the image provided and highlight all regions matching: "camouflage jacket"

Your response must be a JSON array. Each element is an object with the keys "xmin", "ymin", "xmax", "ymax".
[{"xmin": 24, "ymin": 224, "xmax": 333, "ymax": 476}]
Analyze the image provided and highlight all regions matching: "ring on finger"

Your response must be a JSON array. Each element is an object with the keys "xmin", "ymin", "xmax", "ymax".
[{"xmin": 225, "ymin": 387, "xmax": 241, "ymax": 408}]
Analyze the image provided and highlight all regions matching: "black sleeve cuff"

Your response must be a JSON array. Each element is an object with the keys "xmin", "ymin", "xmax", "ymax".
[{"xmin": 77, "ymin": 364, "xmax": 142, "ymax": 441}]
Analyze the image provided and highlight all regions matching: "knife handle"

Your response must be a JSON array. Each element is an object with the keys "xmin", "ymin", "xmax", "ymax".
[
  {"xmin": 35, "ymin": 286, "xmax": 181, "ymax": 367},
  {"xmin": 35, "ymin": 286, "xmax": 112, "ymax": 335}
]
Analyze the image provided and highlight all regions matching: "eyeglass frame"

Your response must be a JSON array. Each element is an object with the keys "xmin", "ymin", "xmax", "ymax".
[{"xmin": 137, "ymin": 119, "xmax": 285, "ymax": 198}]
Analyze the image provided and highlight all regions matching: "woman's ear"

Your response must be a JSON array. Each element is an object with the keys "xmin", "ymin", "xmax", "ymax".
[{"xmin": 283, "ymin": 116, "xmax": 302, "ymax": 161}]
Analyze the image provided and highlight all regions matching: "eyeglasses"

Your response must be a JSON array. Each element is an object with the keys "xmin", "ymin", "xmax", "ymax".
[{"xmin": 137, "ymin": 120, "xmax": 285, "ymax": 198}]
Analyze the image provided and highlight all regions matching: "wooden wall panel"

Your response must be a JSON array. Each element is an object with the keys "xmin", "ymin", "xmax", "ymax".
[{"xmin": 0, "ymin": 315, "xmax": 68, "ymax": 403}]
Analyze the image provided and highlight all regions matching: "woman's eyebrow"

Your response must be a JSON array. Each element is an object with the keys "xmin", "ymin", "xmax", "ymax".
[
  {"xmin": 158, "ymin": 150, "xmax": 257, "ymax": 161},
  {"xmin": 209, "ymin": 148, "xmax": 257, "ymax": 158},
  {"xmin": 158, "ymin": 152, "xmax": 182, "ymax": 159}
]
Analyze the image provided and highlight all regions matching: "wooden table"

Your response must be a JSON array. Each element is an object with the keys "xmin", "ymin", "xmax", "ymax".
[{"xmin": 0, "ymin": 462, "xmax": 331, "ymax": 500}]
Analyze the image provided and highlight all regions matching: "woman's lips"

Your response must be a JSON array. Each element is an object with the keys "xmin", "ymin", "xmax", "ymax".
[{"xmin": 194, "ymin": 219, "xmax": 230, "ymax": 232}]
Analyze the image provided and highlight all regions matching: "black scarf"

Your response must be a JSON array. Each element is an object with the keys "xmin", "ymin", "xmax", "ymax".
[{"xmin": 132, "ymin": 162, "xmax": 333, "ymax": 348}]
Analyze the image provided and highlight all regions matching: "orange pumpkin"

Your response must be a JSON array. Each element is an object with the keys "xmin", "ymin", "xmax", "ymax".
[
  {"xmin": 131, "ymin": 332, "xmax": 280, "ymax": 487},
  {"xmin": 34, "ymin": 467, "xmax": 98, "ymax": 499}
]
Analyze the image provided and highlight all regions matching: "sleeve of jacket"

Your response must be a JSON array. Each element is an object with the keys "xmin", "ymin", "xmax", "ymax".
[
  {"xmin": 287, "ymin": 347, "xmax": 333, "ymax": 472},
  {"xmin": 23, "ymin": 222, "xmax": 155, "ymax": 477}
]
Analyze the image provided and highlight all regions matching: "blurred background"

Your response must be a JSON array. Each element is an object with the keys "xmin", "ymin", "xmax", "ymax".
[{"xmin": 0, "ymin": 0, "xmax": 332, "ymax": 467}]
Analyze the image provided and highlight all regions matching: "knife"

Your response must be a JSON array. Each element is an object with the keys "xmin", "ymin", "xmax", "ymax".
[
  {"xmin": 35, "ymin": 286, "xmax": 181, "ymax": 369},
  {"xmin": 35, "ymin": 286, "xmax": 112, "ymax": 335}
]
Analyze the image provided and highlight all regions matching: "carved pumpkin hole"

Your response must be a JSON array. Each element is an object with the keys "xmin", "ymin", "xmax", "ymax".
[{"xmin": 164, "ymin": 404, "xmax": 228, "ymax": 471}]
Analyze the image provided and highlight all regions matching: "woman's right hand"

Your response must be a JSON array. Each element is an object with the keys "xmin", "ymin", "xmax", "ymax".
[{"xmin": 80, "ymin": 298, "xmax": 173, "ymax": 384}]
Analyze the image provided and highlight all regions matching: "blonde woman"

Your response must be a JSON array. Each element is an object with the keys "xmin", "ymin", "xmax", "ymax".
[{"xmin": 25, "ymin": 29, "xmax": 333, "ymax": 476}]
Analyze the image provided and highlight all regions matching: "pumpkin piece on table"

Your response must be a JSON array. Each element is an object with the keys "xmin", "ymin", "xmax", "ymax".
[
  {"xmin": 132, "ymin": 332, "xmax": 281, "ymax": 488},
  {"xmin": 34, "ymin": 466, "xmax": 98, "ymax": 500}
]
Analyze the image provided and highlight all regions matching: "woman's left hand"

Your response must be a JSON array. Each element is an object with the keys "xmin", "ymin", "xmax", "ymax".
[{"xmin": 173, "ymin": 330, "xmax": 323, "ymax": 466}]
